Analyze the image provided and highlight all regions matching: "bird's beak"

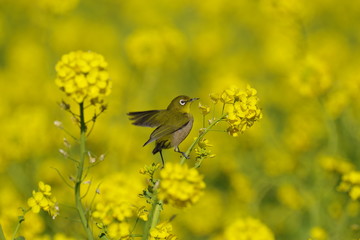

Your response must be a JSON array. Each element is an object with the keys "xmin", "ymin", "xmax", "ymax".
[{"xmin": 189, "ymin": 97, "xmax": 200, "ymax": 102}]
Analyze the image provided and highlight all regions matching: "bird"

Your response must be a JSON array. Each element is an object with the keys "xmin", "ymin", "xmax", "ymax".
[{"xmin": 127, "ymin": 95, "xmax": 199, "ymax": 166}]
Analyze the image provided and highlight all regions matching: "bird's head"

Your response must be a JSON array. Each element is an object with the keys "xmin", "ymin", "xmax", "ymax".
[{"xmin": 167, "ymin": 95, "xmax": 199, "ymax": 113}]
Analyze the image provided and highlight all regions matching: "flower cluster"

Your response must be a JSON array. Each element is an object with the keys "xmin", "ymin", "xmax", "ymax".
[
  {"xmin": 194, "ymin": 138, "xmax": 215, "ymax": 168},
  {"xmin": 309, "ymin": 226, "xmax": 328, "ymax": 240},
  {"xmin": 158, "ymin": 163, "xmax": 206, "ymax": 208},
  {"xmin": 27, "ymin": 181, "xmax": 59, "ymax": 219},
  {"xmin": 149, "ymin": 222, "xmax": 177, "ymax": 240},
  {"xmin": 211, "ymin": 85, "xmax": 262, "ymax": 136},
  {"xmin": 198, "ymin": 103, "xmax": 210, "ymax": 116},
  {"xmin": 223, "ymin": 217, "xmax": 275, "ymax": 240},
  {"xmin": 92, "ymin": 173, "xmax": 145, "ymax": 239},
  {"xmin": 106, "ymin": 222, "xmax": 131, "ymax": 240},
  {"xmin": 337, "ymin": 171, "xmax": 360, "ymax": 200},
  {"xmin": 319, "ymin": 155, "xmax": 354, "ymax": 175},
  {"xmin": 55, "ymin": 51, "xmax": 111, "ymax": 103}
]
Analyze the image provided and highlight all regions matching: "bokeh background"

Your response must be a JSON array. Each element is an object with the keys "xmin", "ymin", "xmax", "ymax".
[{"xmin": 1, "ymin": 0, "xmax": 360, "ymax": 239}]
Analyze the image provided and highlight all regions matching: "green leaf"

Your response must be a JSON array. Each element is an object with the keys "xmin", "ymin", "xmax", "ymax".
[{"xmin": 14, "ymin": 237, "xmax": 25, "ymax": 240}]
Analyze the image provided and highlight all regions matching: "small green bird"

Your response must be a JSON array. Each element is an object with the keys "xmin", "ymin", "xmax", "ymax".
[{"xmin": 128, "ymin": 95, "xmax": 199, "ymax": 165}]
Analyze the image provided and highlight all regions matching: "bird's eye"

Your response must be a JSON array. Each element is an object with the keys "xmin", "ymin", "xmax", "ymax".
[{"xmin": 179, "ymin": 99, "xmax": 186, "ymax": 105}]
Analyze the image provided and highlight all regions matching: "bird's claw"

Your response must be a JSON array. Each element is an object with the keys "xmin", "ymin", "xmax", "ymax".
[{"xmin": 181, "ymin": 152, "xmax": 190, "ymax": 159}]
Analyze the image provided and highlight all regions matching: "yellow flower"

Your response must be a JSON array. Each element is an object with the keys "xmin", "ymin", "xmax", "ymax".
[
  {"xmin": 149, "ymin": 222, "xmax": 177, "ymax": 240},
  {"xmin": 27, "ymin": 191, "xmax": 45, "ymax": 213},
  {"xmin": 38, "ymin": 181, "xmax": 52, "ymax": 196},
  {"xmin": 195, "ymin": 138, "xmax": 215, "ymax": 168},
  {"xmin": 53, "ymin": 233, "xmax": 77, "ymax": 240},
  {"xmin": 319, "ymin": 155, "xmax": 354, "ymax": 175},
  {"xmin": 55, "ymin": 51, "xmax": 111, "ymax": 104},
  {"xmin": 310, "ymin": 226, "xmax": 328, "ymax": 240},
  {"xmin": 92, "ymin": 173, "xmax": 144, "ymax": 236},
  {"xmin": 220, "ymin": 87, "xmax": 237, "ymax": 104},
  {"xmin": 338, "ymin": 171, "xmax": 360, "ymax": 200},
  {"xmin": 107, "ymin": 222, "xmax": 130, "ymax": 239},
  {"xmin": 137, "ymin": 206, "xmax": 149, "ymax": 221},
  {"xmin": 158, "ymin": 163, "xmax": 206, "ymax": 208},
  {"xmin": 198, "ymin": 103, "xmax": 210, "ymax": 115},
  {"xmin": 223, "ymin": 85, "xmax": 262, "ymax": 136},
  {"xmin": 27, "ymin": 181, "xmax": 59, "ymax": 219},
  {"xmin": 223, "ymin": 217, "xmax": 275, "ymax": 240},
  {"xmin": 209, "ymin": 93, "xmax": 220, "ymax": 103}
]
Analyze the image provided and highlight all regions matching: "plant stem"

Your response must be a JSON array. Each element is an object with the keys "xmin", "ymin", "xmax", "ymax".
[
  {"xmin": 142, "ymin": 195, "xmax": 162, "ymax": 240},
  {"xmin": 10, "ymin": 208, "xmax": 30, "ymax": 240},
  {"xmin": 11, "ymin": 216, "xmax": 24, "ymax": 240},
  {"xmin": 180, "ymin": 114, "xmax": 227, "ymax": 165},
  {"xmin": 150, "ymin": 200, "xmax": 162, "ymax": 229},
  {"xmin": 74, "ymin": 102, "xmax": 94, "ymax": 239}
]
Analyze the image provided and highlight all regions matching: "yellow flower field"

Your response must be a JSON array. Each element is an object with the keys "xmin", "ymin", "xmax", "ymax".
[{"xmin": 1, "ymin": 0, "xmax": 360, "ymax": 239}]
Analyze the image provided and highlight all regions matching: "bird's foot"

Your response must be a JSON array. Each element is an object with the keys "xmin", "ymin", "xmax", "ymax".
[
  {"xmin": 174, "ymin": 147, "xmax": 190, "ymax": 159},
  {"xmin": 180, "ymin": 152, "xmax": 190, "ymax": 159}
]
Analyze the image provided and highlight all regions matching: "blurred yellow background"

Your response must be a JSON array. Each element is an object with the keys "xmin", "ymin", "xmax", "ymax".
[{"xmin": 1, "ymin": 0, "xmax": 360, "ymax": 239}]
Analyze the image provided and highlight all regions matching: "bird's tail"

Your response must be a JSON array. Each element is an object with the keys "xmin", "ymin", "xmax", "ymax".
[{"xmin": 127, "ymin": 110, "xmax": 161, "ymax": 127}]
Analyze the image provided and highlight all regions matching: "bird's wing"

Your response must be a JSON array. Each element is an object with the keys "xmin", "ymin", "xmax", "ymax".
[
  {"xmin": 143, "ymin": 113, "xmax": 190, "ymax": 146},
  {"xmin": 127, "ymin": 110, "xmax": 163, "ymax": 127}
]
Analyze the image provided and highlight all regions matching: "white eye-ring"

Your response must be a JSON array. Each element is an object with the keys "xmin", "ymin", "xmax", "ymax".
[{"xmin": 179, "ymin": 99, "xmax": 186, "ymax": 105}]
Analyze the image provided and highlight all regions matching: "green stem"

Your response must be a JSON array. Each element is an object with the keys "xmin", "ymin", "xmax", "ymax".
[
  {"xmin": 75, "ymin": 102, "xmax": 94, "ymax": 239},
  {"xmin": 150, "ymin": 201, "xmax": 162, "ymax": 229},
  {"xmin": 11, "ymin": 208, "xmax": 30, "ymax": 240},
  {"xmin": 11, "ymin": 216, "xmax": 23, "ymax": 240},
  {"xmin": 180, "ymin": 114, "xmax": 227, "ymax": 165},
  {"xmin": 142, "ymin": 195, "xmax": 162, "ymax": 240}
]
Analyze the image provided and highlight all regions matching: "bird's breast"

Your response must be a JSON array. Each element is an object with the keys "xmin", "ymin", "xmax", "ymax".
[{"xmin": 171, "ymin": 117, "xmax": 194, "ymax": 147}]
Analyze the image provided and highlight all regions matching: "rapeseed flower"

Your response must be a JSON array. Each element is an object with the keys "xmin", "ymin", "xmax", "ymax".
[
  {"xmin": 222, "ymin": 85, "xmax": 262, "ymax": 136},
  {"xmin": 107, "ymin": 222, "xmax": 131, "ymax": 239},
  {"xmin": 55, "ymin": 51, "xmax": 111, "ymax": 103},
  {"xmin": 92, "ymin": 173, "xmax": 144, "ymax": 238},
  {"xmin": 223, "ymin": 217, "xmax": 275, "ymax": 240},
  {"xmin": 158, "ymin": 163, "xmax": 205, "ymax": 208},
  {"xmin": 319, "ymin": 155, "xmax": 354, "ymax": 175},
  {"xmin": 194, "ymin": 138, "xmax": 215, "ymax": 168},
  {"xmin": 310, "ymin": 226, "xmax": 328, "ymax": 240},
  {"xmin": 338, "ymin": 171, "xmax": 360, "ymax": 200},
  {"xmin": 198, "ymin": 103, "xmax": 210, "ymax": 116},
  {"xmin": 149, "ymin": 222, "xmax": 177, "ymax": 240},
  {"xmin": 27, "ymin": 181, "xmax": 59, "ymax": 219},
  {"xmin": 53, "ymin": 233, "xmax": 77, "ymax": 240}
]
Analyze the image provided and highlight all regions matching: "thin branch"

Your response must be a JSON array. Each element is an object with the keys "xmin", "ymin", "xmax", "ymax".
[
  {"xmin": 81, "ymin": 179, "xmax": 93, "ymax": 200},
  {"xmin": 51, "ymin": 167, "xmax": 73, "ymax": 188}
]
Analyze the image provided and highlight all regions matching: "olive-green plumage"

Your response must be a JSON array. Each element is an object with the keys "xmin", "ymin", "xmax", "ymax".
[{"xmin": 128, "ymin": 95, "xmax": 199, "ymax": 165}]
